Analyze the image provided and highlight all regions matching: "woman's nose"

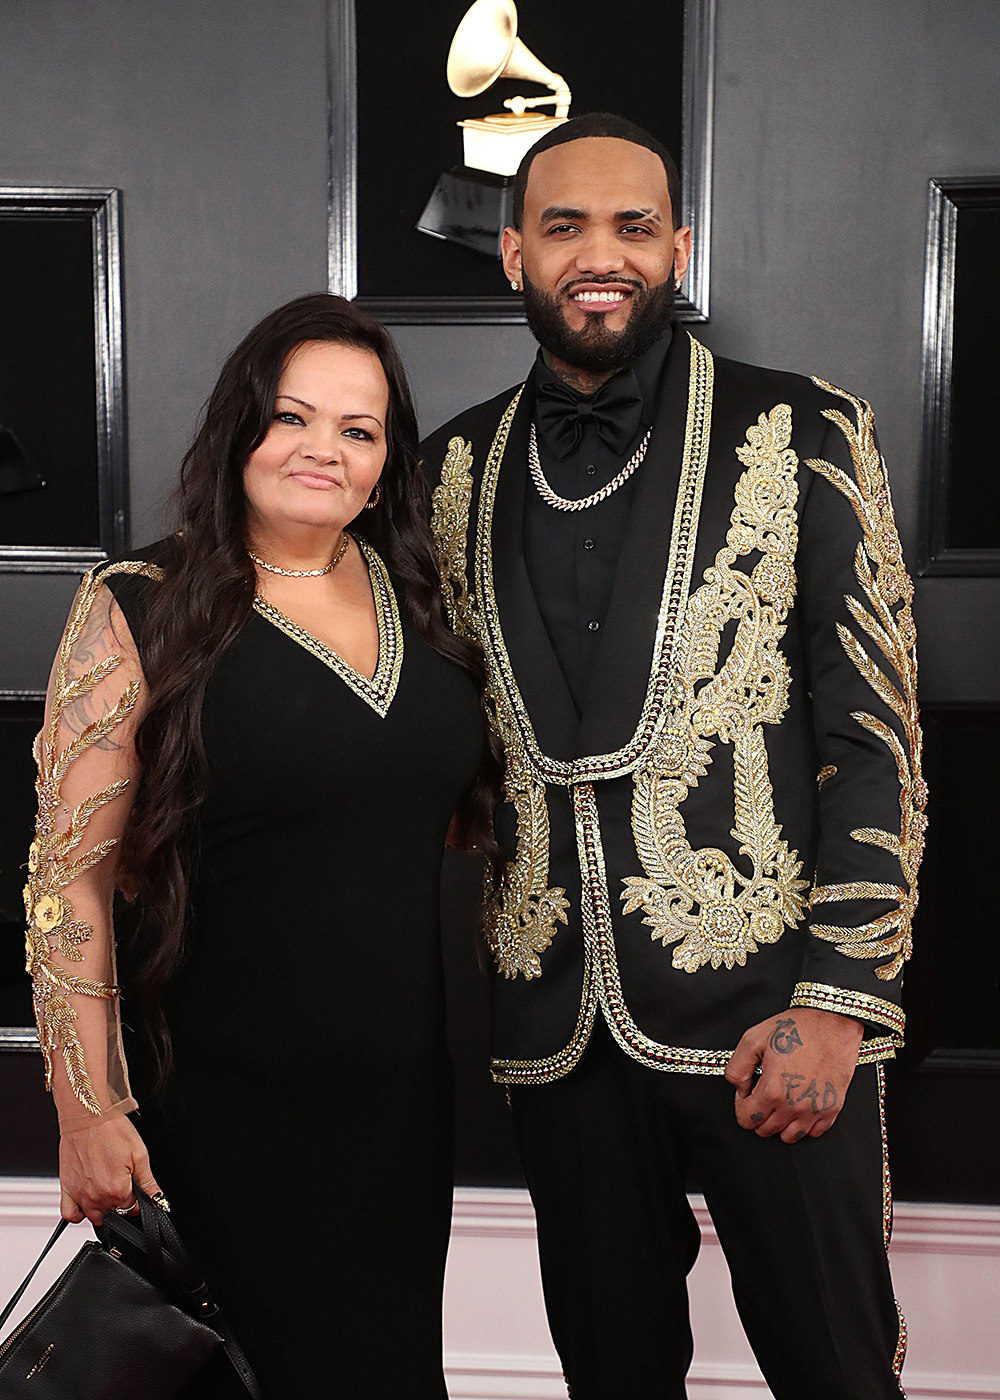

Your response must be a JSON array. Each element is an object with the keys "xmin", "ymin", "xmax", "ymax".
[{"xmin": 299, "ymin": 421, "xmax": 341, "ymax": 462}]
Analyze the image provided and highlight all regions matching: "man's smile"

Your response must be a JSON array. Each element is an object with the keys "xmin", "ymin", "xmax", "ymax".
[{"xmin": 566, "ymin": 282, "xmax": 636, "ymax": 310}]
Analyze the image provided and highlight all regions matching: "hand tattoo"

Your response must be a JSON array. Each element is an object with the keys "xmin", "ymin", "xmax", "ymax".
[
  {"xmin": 768, "ymin": 1017, "xmax": 803, "ymax": 1055},
  {"xmin": 781, "ymin": 1073, "xmax": 838, "ymax": 1114},
  {"xmin": 750, "ymin": 1112, "xmax": 765, "ymax": 1124}
]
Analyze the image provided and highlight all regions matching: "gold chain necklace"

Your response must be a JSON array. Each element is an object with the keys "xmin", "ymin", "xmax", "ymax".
[
  {"xmin": 528, "ymin": 423, "xmax": 652, "ymax": 512},
  {"xmin": 248, "ymin": 533, "xmax": 349, "ymax": 577}
]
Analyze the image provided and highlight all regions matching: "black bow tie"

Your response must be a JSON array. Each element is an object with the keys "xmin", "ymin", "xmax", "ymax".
[{"xmin": 535, "ymin": 371, "xmax": 644, "ymax": 461}]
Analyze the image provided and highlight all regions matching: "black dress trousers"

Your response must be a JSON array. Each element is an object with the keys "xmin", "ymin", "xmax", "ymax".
[{"xmin": 510, "ymin": 1020, "xmax": 904, "ymax": 1400}]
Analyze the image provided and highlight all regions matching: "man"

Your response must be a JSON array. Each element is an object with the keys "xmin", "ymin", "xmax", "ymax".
[{"xmin": 423, "ymin": 112, "xmax": 922, "ymax": 1399}]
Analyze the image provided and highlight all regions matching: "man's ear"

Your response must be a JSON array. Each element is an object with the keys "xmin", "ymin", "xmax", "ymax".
[
  {"xmin": 501, "ymin": 227, "xmax": 523, "ymax": 289},
  {"xmin": 672, "ymin": 226, "xmax": 693, "ymax": 284}
]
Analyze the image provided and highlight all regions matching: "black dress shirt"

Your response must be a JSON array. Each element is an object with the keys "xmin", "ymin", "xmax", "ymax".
[{"xmin": 523, "ymin": 327, "xmax": 673, "ymax": 712}]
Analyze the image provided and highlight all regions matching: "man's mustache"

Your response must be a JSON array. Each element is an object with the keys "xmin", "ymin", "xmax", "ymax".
[{"xmin": 560, "ymin": 276, "xmax": 644, "ymax": 294}]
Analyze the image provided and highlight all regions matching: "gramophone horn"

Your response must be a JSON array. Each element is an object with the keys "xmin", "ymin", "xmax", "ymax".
[
  {"xmin": 447, "ymin": 0, "xmax": 519, "ymax": 97},
  {"xmin": 447, "ymin": 0, "xmax": 570, "ymax": 117}
]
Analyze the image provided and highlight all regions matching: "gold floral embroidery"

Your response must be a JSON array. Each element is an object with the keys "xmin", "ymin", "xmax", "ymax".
[
  {"xmin": 430, "ymin": 412, "xmax": 569, "ymax": 981},
  {"xmin": 431, "ymin": 436, "xmax": 475, "ymax": 634},
  {"xmin": 622, "ymin": 404, "xmax": 809, "ymax": 972},
  {"xmin": 817, "ymin": 764, "xmax": 837, "ymax": 789},
  {"xmin": 806, "ymin": 385, "xmax": 925, "ymax": 981},
  {"xmin": 26, "ymin": 561, "xmax": 161, "ymax": 1114}
]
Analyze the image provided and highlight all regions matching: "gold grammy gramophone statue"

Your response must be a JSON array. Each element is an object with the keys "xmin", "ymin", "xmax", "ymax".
[{"xmin": 417, "ymin": 0, "xmax": 572, "ymax": 258}]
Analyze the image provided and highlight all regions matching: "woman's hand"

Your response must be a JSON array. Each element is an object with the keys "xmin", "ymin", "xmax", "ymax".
[{"xmin": 59, "ymin": 1113, "xmax": 162, "ymax": 1226}]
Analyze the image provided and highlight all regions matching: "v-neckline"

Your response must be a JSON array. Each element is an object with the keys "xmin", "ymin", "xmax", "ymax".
[{"xmin": 252, "ymin": 536, "xmax": 404, "ymax": 719}]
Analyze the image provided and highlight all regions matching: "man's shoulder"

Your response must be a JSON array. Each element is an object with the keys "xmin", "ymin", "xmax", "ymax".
[
  {"xmin": 420, "ymin": 382, "xmax": 526, "ymax": 477},
  {"xmin": 709, "ymin": 345, "xmax": 866, "ymax": 419}
]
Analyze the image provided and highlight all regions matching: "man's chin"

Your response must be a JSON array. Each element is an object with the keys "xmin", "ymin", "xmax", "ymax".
[{"xmin": 523, "ymin": 274, "xmax": 675, "ymax": 376}]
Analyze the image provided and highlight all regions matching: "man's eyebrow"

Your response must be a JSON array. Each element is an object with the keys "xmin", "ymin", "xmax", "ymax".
[
  {"xmin": 539, "ymin": 205, "xmax": 588, "ymax": 223},
  {"xmin": 616, "ymin": 208, "xmax": 663, "ymax": 224},
  {"xmin": 276, "ymin": 394, "xmax": 315, "ymax": 412}
]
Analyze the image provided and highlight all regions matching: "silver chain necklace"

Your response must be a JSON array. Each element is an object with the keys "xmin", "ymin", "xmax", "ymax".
[
  {"xmin": 248, "ymin": 533, "xmax": 349, "ymax": 577},
  {"xmin": 528, "ymin": 423, "xmax": 652, "ymax": 512}
]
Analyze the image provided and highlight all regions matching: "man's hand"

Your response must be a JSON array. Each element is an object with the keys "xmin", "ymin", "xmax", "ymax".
[{"xmin": 725, "ymin": 1008, "xmax": 864, "ymax": 1143}]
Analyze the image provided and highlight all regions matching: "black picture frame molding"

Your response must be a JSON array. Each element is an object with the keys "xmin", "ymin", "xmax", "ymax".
[
  {"xmin": 919, "ymin": 176, "xmax": 1000, "ymax": 576},
  {"xmin": 327, "ymin": 0, "xmax": 715, "ymax": 325},
  {"xmin": 0, "ymin": 187, "xmax": 128, "ymax": 574}
]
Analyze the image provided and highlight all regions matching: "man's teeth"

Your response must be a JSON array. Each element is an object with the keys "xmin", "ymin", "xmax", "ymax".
[{"xmin": 572, "ymin": 289, "xmax": 628, "ymax": 303}]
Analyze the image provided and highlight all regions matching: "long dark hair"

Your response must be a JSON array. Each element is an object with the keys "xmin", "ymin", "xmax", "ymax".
[{"xmin": 121, "ymin": 293, "xmax": 501, "ymax": 1083}]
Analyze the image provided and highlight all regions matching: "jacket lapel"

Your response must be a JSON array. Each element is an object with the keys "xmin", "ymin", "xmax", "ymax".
[
  {"xmin": 488, "ymin": 381, "xmax": 581, "ymax": 762},
  {"xmin": 577, "ymin": 330, "xmax": 697, "ymax": 757}
]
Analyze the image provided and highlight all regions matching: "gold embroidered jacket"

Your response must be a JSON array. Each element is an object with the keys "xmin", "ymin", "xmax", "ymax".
[{"xmin": 422, "ymin": 331, "xmax": 924, "ymax": 1085}]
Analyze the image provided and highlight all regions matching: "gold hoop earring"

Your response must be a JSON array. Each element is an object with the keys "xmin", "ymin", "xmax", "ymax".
[{"xmin": 364, "ymin": 482, "xmax": 381, "ymax": 510}]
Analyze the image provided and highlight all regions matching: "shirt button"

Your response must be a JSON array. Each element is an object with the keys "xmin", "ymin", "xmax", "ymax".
[
  {"xmin": 586, "ymin": 464, "xmax": 597, "ymax": 476},
  {"xmin": 583, "ymin": 538, "xmax": 595, "ymax": 550},
  {"xmin": 588, "ymin": 620, "xmax": 600, "ymax": 632}
]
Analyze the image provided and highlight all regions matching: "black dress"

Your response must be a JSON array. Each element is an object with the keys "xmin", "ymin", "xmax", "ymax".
[{"xmin": 107, "ymin": 537, "xmax": 483, "ymax": 1398}]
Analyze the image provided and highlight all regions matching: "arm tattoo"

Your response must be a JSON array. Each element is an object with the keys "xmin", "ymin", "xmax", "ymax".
[
  {"xmin": 58, "ymin": 595, "xmax": 125, "ymax": 751},
  {"xmin": 768, "ymin": 1017, "xmax": 803, "ymax": 1055}
]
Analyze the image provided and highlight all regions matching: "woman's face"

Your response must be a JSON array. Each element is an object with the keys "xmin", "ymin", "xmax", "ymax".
[{"xmin": 243, "ymin": 340, "xmax": 389, "ymax": 539}]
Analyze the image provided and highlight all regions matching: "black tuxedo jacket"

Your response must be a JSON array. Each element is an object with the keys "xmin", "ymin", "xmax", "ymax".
[{"xmin": 421, "ymin": 330, "xmax": 924, "ymax": 1084}]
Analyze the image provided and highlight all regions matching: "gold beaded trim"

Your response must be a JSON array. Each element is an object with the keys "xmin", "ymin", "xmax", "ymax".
[
  {"xmin": 476, "ymin": 333, "xmax": 714, "ymax": 788},
  {"xmin": 791, "ymin": 981, "xmax": 905, "ymax": 1040},
  {"xmin": 878, "ymin": 1063, "xmax": 909, "ymax": 1390},
  {"xmin": 574, "ymin": 782, "xmax": 733, "ymax": 1074},
  {"xmin": 253, "ymin": 536, "xmax": 403, "ymax": 719}
]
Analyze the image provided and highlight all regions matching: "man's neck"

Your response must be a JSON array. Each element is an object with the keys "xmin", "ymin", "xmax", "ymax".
[{"xmin": 546, "ymin": 354, "xmax": 618, "ymax": 397}]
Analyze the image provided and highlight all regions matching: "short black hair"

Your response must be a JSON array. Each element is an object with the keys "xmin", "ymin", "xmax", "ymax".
[{"xmin": 512, "ymin": 112, "xmax": 682, "ymax": 231}]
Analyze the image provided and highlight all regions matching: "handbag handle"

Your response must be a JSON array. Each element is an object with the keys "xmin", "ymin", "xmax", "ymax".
[
  {"xmin": 1, "ymin": 1199, "xmax": 262, "ymax": 1400},
  {"xmin": 0, "ymin": 1218, "xmax": 68, "ymax": 1335},
  {"xmin": 105, "ymin": 1191, "xmax": 264, "ymax": 1400}
]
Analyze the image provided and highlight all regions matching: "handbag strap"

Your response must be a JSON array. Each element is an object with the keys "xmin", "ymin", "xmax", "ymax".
[
  {"xmin": 2, "ymin": 1199, "xmax": 261, "ymax": 1400},
  {"xmin": 134, "ymin": 1192, "xmax": 264, "ymax": 1400},
  {"xmin": 0, "ymin": 1218, "xmax": 68, "ymax": 1334}
]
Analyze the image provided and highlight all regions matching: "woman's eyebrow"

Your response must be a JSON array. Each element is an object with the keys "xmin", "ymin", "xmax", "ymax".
[
  {"xmin": 276, "ymin": 393, "xmax": 316, "ymax": 411},
  {"xmin": 342, "ymin": 413, "xmax": 384, "ymax": 426}
]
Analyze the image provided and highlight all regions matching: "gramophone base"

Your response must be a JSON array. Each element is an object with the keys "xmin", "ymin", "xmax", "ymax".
[{"xmin": 416, "ymin": 166, "xmax": 515, "ymax": 259}]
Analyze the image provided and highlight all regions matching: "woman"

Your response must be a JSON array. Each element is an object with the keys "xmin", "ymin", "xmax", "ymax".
[{"xmin": 24, "ymin": 294, "xmax": 493, "ymax": 1397}]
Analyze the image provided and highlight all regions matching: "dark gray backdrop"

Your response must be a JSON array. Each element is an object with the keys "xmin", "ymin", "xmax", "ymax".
[{"xmin": 1, "ymin": 0, "xmax": 998, "ymax": 1198}]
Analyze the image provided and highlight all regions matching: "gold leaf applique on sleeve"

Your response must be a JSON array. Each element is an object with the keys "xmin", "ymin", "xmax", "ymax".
[
  {"xmin": 805, "ymin": 384, "xmax": 926, "ymax": 981},
  {"xmin": 26, "ymin": 562, "xmax": 161, "ymax": 1114}
]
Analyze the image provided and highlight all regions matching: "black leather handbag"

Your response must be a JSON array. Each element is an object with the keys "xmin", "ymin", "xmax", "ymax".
[{"xmin": 0, "ymin": 1190, "xmax": 262, "ymax": 1399}]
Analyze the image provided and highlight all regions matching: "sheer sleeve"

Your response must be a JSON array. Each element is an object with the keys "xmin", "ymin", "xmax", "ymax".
[{"xmin": 25, "ymin": 561, "xmax": 161, "ymax": 1130}]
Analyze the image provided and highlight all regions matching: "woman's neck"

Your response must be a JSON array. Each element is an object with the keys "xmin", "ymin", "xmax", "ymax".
[{"xmin": 247, "ymin": 521, "xmax": 346, "ymax": 572}]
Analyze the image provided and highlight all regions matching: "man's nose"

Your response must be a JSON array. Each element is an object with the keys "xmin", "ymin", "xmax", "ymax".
[{"xmin": 572, "ymin": 232, "xmax": 627, "ymax": 278}]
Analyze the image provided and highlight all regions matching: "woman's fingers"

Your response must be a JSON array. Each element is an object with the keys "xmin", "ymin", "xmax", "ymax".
[
  {"xmin": 131, "ymin": 1143, "xmax": 163, "ymax": 1205},
  {"xmin": 60, "ymin": 1187, "xmax": 85, "ymax": 1224},
  {"xmin": 59, "ymin": 1116, "xmax": 162, "ymax": 1223}
]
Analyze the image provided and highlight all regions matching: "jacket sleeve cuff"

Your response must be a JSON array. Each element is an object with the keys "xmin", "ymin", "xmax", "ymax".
[{"xmin": 790, "ymin": 980, "xmax": 905, "ymax": 1041}]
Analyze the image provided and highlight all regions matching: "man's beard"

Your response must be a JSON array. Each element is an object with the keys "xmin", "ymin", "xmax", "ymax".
[{"xmin": 521, "ymin": 273, "xmax": 676, "ymax": 377}]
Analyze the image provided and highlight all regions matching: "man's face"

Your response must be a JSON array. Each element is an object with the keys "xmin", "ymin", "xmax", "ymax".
[{"xmin": 502, "ymin": 138, "xmax": 691, "ymax": 375}]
